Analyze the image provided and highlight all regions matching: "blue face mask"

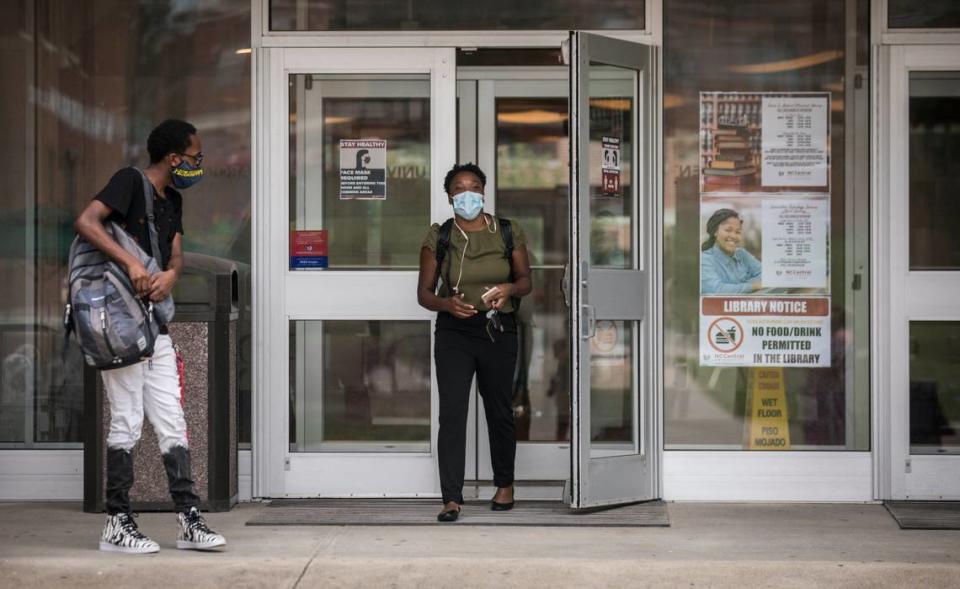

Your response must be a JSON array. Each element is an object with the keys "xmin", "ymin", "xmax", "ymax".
[
  {"xmin": 452, "ymin": 191, "xmax": 484, "ymax": 220},
  {"xmin": 171, "ymin": 160, "xmax": 203, "ymax": 189}
]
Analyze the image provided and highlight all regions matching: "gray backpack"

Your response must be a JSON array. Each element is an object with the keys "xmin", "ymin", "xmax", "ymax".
[{"xmin": 64, "ymin": 168, "xmax": 175, "ymax": 370}]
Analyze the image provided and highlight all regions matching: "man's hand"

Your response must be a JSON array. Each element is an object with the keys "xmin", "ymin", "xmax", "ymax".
[
  {"xmin": 148, "ymin": 269, "xmax": 178, "ymax": 302},
  {"xmin": 126, "ymin": 260, "xmax": 152, "ymax": 297},
  {"xmin": 445, "ymin": 293, "xmax": 477, "ymax": 319}
]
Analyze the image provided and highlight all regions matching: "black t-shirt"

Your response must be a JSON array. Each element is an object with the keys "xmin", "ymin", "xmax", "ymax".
[{"xmin": 94, "ymin": 167, "xmax": 184, "ymax": 270}]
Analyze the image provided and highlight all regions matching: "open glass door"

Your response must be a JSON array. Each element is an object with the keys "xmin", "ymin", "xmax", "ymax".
[{"xmin": 566, "ymin": 32, "xmax": 659, "ymax": 508}]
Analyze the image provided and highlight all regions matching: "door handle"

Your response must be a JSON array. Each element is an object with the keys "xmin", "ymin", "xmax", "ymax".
[
  {"xmin": 561, "ymin": 263, "xmax": 570, "ymax": 308},
  {"xmin": 581, "ymin": 304, "xmax": 596, "ymax": 340}
]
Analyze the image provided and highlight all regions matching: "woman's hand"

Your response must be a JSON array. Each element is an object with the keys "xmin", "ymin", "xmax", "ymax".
[
  {"xmin": 484, "ymin": 283, "xmax": 513, "ymax": 310},
  {"xmin": 445, "ymin": 293, "xmax": 477, "ymax": 318}
]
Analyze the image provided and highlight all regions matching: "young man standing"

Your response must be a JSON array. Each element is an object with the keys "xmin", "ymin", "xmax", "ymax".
[{"xmin": 74, "ymin": 119, "xmax": 226, "ymax": 553}]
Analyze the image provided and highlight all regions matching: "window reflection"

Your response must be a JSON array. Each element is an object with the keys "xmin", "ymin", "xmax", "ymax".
[
  {"xmin": 909, "ymin": 72, "xmax": 960, "ymax": 271},
  {"xmin": 288, "ymin": 75, "xmax": 431, "ymax": 270},
  {"xmin": 663, "ymin": 0, "xmax": 865, "ymax": 450},
  {"xmin": 495, "ymin": 97, "xmax": 571, "ymax": 442},
  {"xmin": 910, "ymin": 322, "xmax": 960, "ymax": 453},
  {"xmin": 889, "ymin": 0, "xmax": 960, "ymax": 29},
  {"xmin": 270, "ymin": 0, "xmax": 645, "ymax": 31},
  {"xmin": 289, "ymin": 321, "xmax": 432, "ymax": 451},
  {"xmin": 1, "ymin": 0, "xmax": 251, "ymax": 446}
]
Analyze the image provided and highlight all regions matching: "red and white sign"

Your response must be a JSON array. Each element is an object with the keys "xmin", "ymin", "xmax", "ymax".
[
  {"xmin": 601, "ymin": 136, "xmax": 621, "ymax": 197},
  {"xmin": 290, "ymin": 230, "xmax": 328, "ymax": 269},
  {"xmin": 699, "ymin": 295, "xmax": 831, "ymax": 367}
]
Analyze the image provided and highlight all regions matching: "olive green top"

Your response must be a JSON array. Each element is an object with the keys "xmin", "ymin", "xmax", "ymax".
[{"xmin": 422, "ymin": 216, "xmax": 527, "ymax": 314}]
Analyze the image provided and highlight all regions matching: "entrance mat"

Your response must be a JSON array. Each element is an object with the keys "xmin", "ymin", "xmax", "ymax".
[
  {"xmin": 246, "ymin": 499, "xmax": 669, "ymax": 527},
  {"xmin": 885, "ymin": 501, "xmax": 960, "ymax": 530}
]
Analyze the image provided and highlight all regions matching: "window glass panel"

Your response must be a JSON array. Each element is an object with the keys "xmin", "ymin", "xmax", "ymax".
[
  {"xmin": 590, "ymin": 320, "xmax": 634, "ymax": 455},
  {"xmin": 495, "ymin": 97, "xmax": 570, "ymax": 442},
  {"xmin": 1, "ymin": 0, "xmax": 251, "ymax": 447},
  {"xmin": 909, "ymin": 72, "xmax": 960, "ymax": 270},
  {"xmin": 289, "ymin": 320, "xmax": 431, "ymax": 452},
  {"xmin": 663, "ymin": 0, "xmax": 868, "ymax": 450},
  {"xmin": 910, "ymin": 322, "xmax": 960, "ymax": 454},
  {"xmin": 590, "ymin": 65, "xmax": 634, "ymax": 269},
  {"xmin": 889, "ymin": 0, "xmax": 960, "ymax": 29},
  {"xmin": 288, "ymin": 75, "xmax": 430, "ymax": 270},
  {"xmin": 270, "ymin": 0, "xmax": 644, "ymax": 31}
]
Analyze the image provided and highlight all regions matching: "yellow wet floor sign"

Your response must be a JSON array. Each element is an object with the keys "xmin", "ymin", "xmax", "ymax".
[{"xmin": 747, "ymin": 367, "xmax": 790, "ymax": 449}]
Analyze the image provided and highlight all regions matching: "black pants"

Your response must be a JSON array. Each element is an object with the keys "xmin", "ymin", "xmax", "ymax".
[
  {"xmin": 435, "ymin": 311, "xmax": 518, "ymax": 504},
  {"xmin": 106, "ymin": 446, "xmax": 199, "ymax": 514}
]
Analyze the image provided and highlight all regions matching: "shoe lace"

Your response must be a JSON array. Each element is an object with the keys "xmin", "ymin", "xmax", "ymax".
[
  {"xmin": 186, "ymin": 510, "xmax": 214, "ymax": 535},
  {"xmin": 118, "ymin": 513, "xmax": 148, "ymax": 540}
]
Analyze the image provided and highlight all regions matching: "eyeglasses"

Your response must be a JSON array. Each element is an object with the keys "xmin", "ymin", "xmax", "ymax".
[{"xmin": 178, "ymin": 151, "xmax": 204, "ymax": 165}]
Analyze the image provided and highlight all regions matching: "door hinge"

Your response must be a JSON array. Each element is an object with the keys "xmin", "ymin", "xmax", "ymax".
[
  {"xmin": 905, "ymin": 458, "xmax": 911, "ymax": 474},
  {"xmin": 852, "ymin": 273, "xmax": 862, "ymax": 291},
  {"xmin": 284, "ymin": 457, "xmax": 291, "ymax": 471}
]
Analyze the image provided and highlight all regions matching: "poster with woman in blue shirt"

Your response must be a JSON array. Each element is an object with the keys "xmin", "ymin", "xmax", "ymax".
[{"xmin": 700, "ymin": 208, "xmax": 762, "ymax": 294}]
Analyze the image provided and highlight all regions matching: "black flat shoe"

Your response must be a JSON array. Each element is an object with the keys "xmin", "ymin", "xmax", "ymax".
[
  {"xmin": 490, "ymin": 500, "xmax": 514, "ymax": 511},
  {"xmin": 437, "ymin": 507, "xmax": 460, "ymax": 522}
]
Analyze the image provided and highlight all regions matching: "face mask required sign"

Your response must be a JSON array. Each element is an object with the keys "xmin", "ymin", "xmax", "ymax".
[
  {"xmin": 698, "ymin": 92, "xmax": 832, "ymax": 368},
  {"xmin": 339, "ymin": 139, "xmax": 386, "ymax": 200}
]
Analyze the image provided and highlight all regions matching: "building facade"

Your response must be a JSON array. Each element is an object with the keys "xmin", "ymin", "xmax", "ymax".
[{"xmin": 1, "ymin": 0, "xmax": 958, "ymax": 505}]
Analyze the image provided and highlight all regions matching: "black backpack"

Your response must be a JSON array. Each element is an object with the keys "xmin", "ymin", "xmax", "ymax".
[{"xmin": 433, "ymin": 217, "xmax": 521, "ymax": 311}]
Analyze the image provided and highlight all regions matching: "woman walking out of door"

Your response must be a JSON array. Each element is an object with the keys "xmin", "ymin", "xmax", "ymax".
[{"xmin": 417, "ymin": 163, "xmax": 532, "ymax": 522}]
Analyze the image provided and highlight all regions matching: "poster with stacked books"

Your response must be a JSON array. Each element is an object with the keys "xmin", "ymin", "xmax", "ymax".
[{"xmin": 698, "ymin": 92, "xmax": 832, "ymax": 368}]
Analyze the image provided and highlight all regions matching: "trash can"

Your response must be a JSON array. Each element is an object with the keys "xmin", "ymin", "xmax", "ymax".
[{"xmin": 84, "ymin": 252, "xmax": 240, "ymax": 512}]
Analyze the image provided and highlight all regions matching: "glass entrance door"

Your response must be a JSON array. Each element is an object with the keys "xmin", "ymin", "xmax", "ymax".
[
  {"xmin": 256, "ymin": 47, "xmax": 456, "ymax": 497},
  {"xmin": 567, "ymin": 32, "xmax": 659, "ymax": 508},
  {"xmin": 458, "ymin": 70, "xmax": 571, "ymax": 487},
  {"xmin": 883, "ymin": 45, "xmax": 960, "ymax": 500}
]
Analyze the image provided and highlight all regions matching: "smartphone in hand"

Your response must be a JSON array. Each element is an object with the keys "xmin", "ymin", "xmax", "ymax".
[{"xmin": 481, "ymin": 286, "xmax": 499, "ymax": 306}]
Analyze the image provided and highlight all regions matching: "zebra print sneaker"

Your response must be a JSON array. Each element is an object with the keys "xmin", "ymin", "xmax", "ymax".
[
  {"xmin": 99, "ymin": 513, "xmax": 160, "ymax": 554},
  {"xmin": 176, "ymin": 507, "xmax": 226, "ymax": 550}
]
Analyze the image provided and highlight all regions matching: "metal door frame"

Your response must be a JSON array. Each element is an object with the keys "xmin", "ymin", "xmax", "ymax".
[
  {"xmin": 253, "ymin": 46, "xmax": 456, "ymax": 498},
  {"xmin": 568, "ymin": 31, "xmax": 661, "ymax": 508},
  {"xmin": 876, "ymin": 43, "xmax": 960, "ymax": 500}
]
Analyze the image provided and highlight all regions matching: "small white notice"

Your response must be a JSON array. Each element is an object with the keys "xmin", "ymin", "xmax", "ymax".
[
  {"xmin": 761, "ymin": 96, "xmax": 829, "ymax": 188},
  {"xmin": 761, "ymin": 198, "xmax": 828, "ymax": 289}
]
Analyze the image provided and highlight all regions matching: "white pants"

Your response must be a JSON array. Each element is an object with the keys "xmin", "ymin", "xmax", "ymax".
[{"xmin": 102, "ymin": 335, "xmax": 189, "ymax": 454}]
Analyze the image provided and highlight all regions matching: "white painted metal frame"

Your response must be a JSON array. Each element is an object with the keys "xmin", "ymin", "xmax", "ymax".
[
  {"xmin": 254, "ymin": 46, "xmax": 456, "ymax": 498},
  {"xmin": 664, "ymin": 451, "xmax": 873, "ymax": 502},
  {"xmin": 876, "ymin": 44, "xmax": 960, "ymax": 500},
  {"xmin": 872, "ymin": 0, "xmax": 960, "ymax": 45}
]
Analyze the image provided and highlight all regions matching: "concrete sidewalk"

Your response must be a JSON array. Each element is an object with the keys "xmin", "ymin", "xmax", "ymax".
[{"xmin": 1, "ymin": 501, "xmax": 958, "ymax": 588}]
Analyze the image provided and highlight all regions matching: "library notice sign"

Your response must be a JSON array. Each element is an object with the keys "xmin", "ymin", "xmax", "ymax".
[
  {"xmin": 699, "ymin": 297, "xmax": 831, "ymax": 367},
  {"xmin": 698, "ymin": 91, "xmax": 832, "ymax": 368},
  {"xmin": 339, "ymin": 139, "xmax": 386, "ymax": 200}
]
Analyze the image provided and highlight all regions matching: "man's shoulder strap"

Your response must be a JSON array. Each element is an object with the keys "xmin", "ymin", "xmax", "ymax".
[
  {"xmin": 498, "ymin": 217, "xmax": 514, "ymax": 260},
  {"xmin": 131, "ymin": 167, "xmax": 162, "ymax": 264}
]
